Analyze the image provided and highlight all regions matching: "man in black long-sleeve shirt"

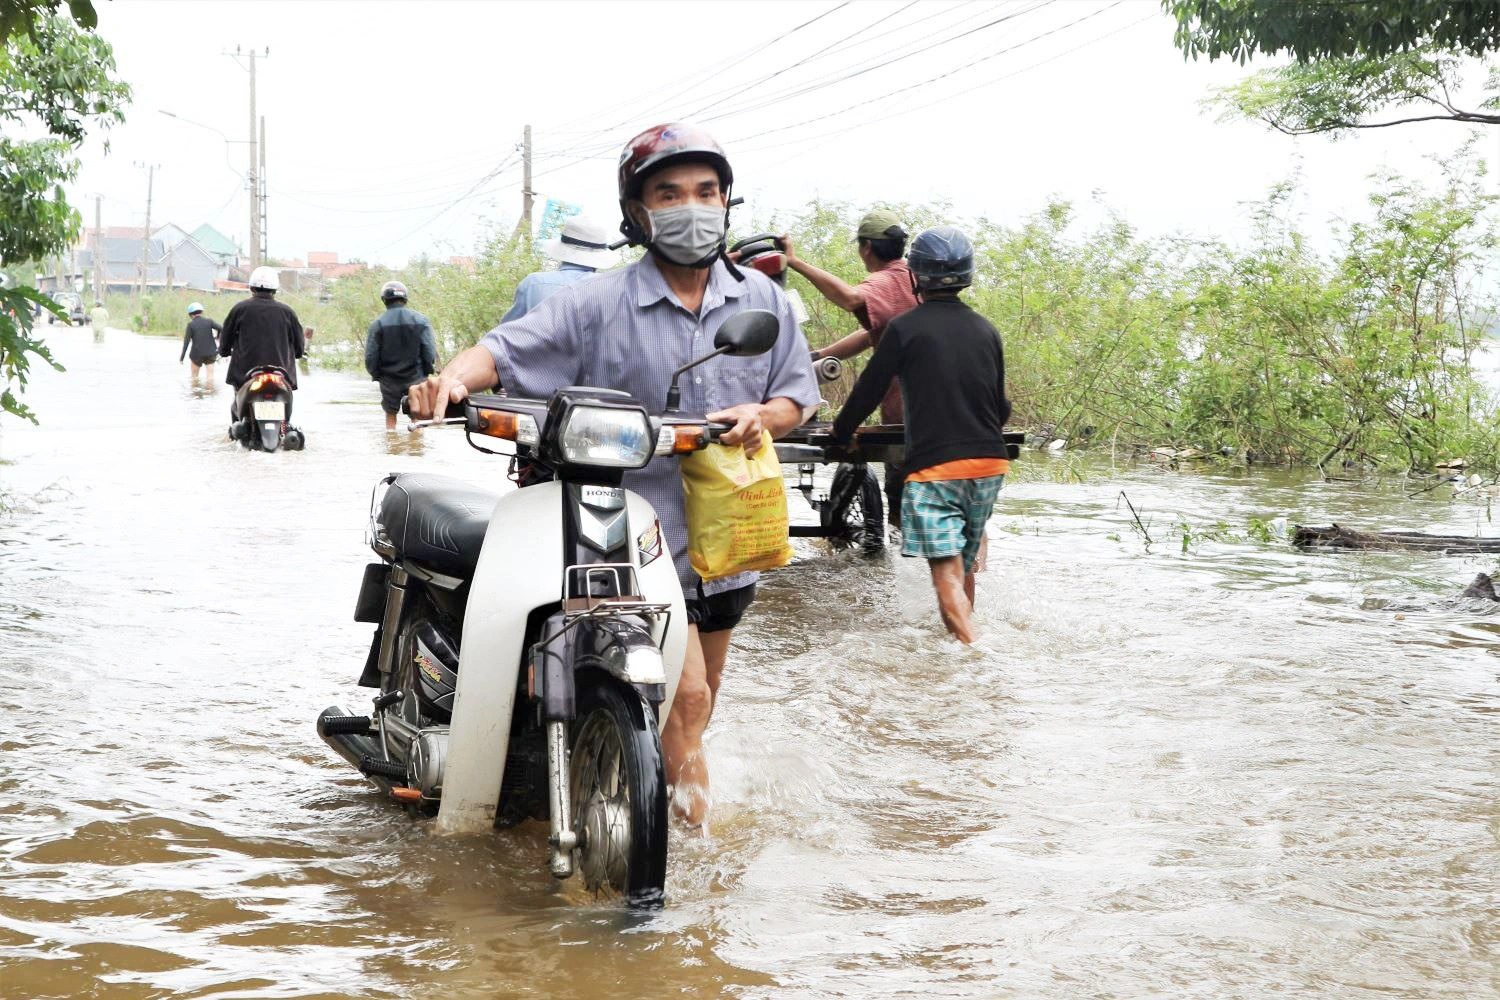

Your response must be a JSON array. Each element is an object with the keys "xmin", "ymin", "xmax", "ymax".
[
  {"xmin": 220, "ymin": 267, "xmax": 305, "ymax": 420},
  {"xmin": 180, "ymin": 302, "xmax": 222, "ymax": 385},
  {"xmin": 831, "ymin": 226, "xmax": 1010, "ymax": 644}
]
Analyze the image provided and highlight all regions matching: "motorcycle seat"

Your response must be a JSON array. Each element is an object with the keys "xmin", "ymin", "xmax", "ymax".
[{"xmin": 379, "ymin": 473, "xmax": 499, "ymax": 578}]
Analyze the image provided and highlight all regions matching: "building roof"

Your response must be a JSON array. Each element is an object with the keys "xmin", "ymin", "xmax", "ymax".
[{"xmin": 191, "ymin": 224, "xmax": 239, "ymax": 258}]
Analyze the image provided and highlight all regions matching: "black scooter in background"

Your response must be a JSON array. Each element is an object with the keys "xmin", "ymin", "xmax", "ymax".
[{"xmin": 229, "ymin": 365, "xmax": 305, "ymax": 452}]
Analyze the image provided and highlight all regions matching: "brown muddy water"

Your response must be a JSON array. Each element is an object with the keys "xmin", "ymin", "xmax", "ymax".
[{"xmin": 1, "ymin": 326, "xmax": 1496, "ymax": 999}]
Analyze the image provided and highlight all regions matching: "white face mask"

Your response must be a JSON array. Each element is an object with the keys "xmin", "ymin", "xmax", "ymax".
[{"xmin": 645, "ymin": 203, "xmax": 726, "ymax": 268}]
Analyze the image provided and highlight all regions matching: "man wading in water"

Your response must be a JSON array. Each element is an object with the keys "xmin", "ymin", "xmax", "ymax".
[
  {"xmin": 180, "ymin": 302, "xmax": 222, "ymax": 385},
  {"xmin": 365, "ymin": 280, "xmax": 437, "ymax": 431},
  {"xmin": 832, "ymin": 226, "xmax": 1010, "ymax": 644},
  {"xmin": 407, "ymin": 123, "xmax": 819, "ymax": 831}
]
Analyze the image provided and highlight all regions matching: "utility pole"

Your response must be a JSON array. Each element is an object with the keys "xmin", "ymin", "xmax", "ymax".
[
  {"xmin": 259, "ymin": 115, "xmax": 268, "ymax": 263},
  {"xmin": 93, "ymin": 195, "xmax": 103, "ymax": 299},
  {"xmin": 247, "ymin": 47, "xmax": 260, "ymax": 268},
  {"xmin": 135, "ymin": 162, "xmax": 155, "ymax": 301},
  {"xmin": 512, "ymin": 124, "xmax": 533, "ymax": 241}
]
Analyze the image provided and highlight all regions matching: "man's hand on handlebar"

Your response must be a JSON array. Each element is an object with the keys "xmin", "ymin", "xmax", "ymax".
[
  {"xmin": 707, "ymin": 402, "xmax": 767, "ymax": 455},
  {"xmin": 407, "ymin": 374, "xmax": 470, "ymax": 421},
  {"xmin": 777, "ymin": 233, "xmax": 799, "ymax": 266}
]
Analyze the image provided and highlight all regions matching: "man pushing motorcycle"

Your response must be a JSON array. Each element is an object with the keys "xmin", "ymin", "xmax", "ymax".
[{"xmin": 407, "ymin": 123, "xmax": 819, "ymax": 830}]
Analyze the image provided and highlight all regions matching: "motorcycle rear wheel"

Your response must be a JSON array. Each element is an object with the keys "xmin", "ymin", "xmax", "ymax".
[{"xmin": 569, "ymin": 680, "xmax": 667, "ymax": 908}]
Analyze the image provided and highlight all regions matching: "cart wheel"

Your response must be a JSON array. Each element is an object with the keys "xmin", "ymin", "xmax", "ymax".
[{"xmin": 823, "ymin": 463, "xmax": 884, "ymax": 553}]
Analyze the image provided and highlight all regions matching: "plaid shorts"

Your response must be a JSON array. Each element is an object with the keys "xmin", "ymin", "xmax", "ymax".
[{"xmin": 900, "ymin": 475, "xmax": 1004, "ymax": 573}]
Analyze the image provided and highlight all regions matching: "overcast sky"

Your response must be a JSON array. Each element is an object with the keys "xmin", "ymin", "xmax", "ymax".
[{"xmin": 68, "ymin": 0, "xmax": 1493, "ymax": 267}]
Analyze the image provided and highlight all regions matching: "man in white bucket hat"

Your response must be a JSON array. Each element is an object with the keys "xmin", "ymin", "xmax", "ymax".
[{"xmin": 501, "ymin": 214, "xmax": 616, "ymax": 322}]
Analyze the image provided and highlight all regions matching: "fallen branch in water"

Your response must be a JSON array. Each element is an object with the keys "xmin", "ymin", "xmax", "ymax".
[
  {"xmin": 1293, "ymin": 523, "xmax": 1500, "ymax": 554},
  {"xmin": 1117, "ymin": 491, "xmax": 1154, "ymax": 546}
]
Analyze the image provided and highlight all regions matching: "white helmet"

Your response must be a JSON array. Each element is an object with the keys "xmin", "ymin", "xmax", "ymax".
[{"xmin": 248, "ymin": 265, "xmax": 279, "ymax": 292}]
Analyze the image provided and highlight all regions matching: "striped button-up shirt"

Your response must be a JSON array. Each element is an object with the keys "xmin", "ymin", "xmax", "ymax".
[{"xmin": 480, "ymin": 253, "xmax": 820, "ymax": 595}]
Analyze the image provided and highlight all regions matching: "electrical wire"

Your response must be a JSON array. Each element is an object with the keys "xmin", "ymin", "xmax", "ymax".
[
  {"xmin": 734, "ymin": 8, "xmax": 1153, "ymax": 165},
  {"xmin": 699, "ymin": 0, "xmax": 1057, "ymax": 125},
  {"xmin": 727, "ymin": 1, "xmax": 1123, "ymax": 148}
]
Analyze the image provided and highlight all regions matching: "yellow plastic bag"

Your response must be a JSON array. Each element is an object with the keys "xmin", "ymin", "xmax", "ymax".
[{"xmin": 681, "ymin": 431, "xmax": 793, "ymax": 581}]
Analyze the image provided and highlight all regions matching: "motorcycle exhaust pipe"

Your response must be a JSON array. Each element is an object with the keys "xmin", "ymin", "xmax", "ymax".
[{"xmin": 814, "ymin": 356, "xmax": 843, "ymax": 383}]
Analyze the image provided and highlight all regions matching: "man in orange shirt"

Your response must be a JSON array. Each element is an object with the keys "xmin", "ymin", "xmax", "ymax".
[{"xmin": 830, "ymin": 227, "xmax": 1009, "ymax": 643}]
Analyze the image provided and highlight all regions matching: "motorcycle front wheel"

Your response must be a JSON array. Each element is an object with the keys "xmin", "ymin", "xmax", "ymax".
[{"xmin": 569, "ymin": 679, "xmax": 668, "ymax": 908}]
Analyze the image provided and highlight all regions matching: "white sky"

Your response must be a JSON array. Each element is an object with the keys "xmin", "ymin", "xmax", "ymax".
[{"xmin": 67, "ymin": 0, "xmax": 1496, "ymax": 267}]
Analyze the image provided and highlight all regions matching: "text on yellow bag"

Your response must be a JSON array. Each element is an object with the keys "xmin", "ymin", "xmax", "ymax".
[{"xmin": 680, "ymin": 431, "xmax": 793, "ymax": 581}]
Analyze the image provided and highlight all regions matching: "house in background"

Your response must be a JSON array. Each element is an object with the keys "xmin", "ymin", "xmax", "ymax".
[{"xmin": 191, "ymin": 224, "xmax": 241, "ymax": 280}]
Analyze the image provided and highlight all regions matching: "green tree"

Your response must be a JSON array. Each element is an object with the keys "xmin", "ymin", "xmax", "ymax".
[
  {"xmin": 1163, "ymin": 1, "xmax": 1500, "ymax": 63},
  {"xmin": 1165, "ymin": 1, "xmax": 1500, "ymax": 137},
  {"xmin": 0, "ymin": 1, "xmax": 129, "ymax": 421}
]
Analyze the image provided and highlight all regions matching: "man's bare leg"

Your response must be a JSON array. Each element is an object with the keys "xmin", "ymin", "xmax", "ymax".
[
  {"xmin": 699, "ymin": 627, "xmax": 733, "ymax": 716},
  {"xmin": 661, "ymin": 626, "xmax": 713, "ymax": 827},
  {"xmin": 190, "ymin": 362, "xmax": 202, "ymax": 383},
  {"xmin": 929, "ymin": 556, "xmax": 976, "ymax": 644},
  {"xmin": 385, "ymin": 411, "xmax": 399, "ymax": 431}
]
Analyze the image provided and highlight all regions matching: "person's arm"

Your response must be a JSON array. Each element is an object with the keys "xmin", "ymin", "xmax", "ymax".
[
  {"xmin": 408, "ymin": 288, "xmax": 583, "ymax": 420},
  {"xmin": 710, "ymin": 284, "xmax": 822, "ymax": 451},
  {"xmin": 180, "ymin": 324, "xmax": 191, "ymax": 362},
  {"xmin": 419, "ymin": 318, "xmax": 438, "ymax": 376},
  {"xmin": 218, "ymin": 308, "xmax": 237, "ymax": 357},
  {"xmin": 406, "ymin": 344, "xmax": 497, "ymax": 419},
  {"xmin": 996, "ymin": 332, "xmax": 1012, "ymax": 427},
  {"xmin": 364, "ymin": 319, "xmax": 381, "ymax": 378},
  {"xmin": 780, "ymin": 233, "xmax": 866, "ymax": 314},
  {"xmin": 287, "ymin": 308, "xmax": 306, "ymax": 359},
  {"xmin": 832, "ymin": 326, "xmax": 902, "ymax": 443},
  {"xmin": 814, "ymin": 328, "xmax": 872, "ymax": 361}
]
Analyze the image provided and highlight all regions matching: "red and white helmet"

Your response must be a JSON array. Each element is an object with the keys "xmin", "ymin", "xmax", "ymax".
[{"xmin": 616, "ymin": 122, "xmax": 733, "ymax": 246}]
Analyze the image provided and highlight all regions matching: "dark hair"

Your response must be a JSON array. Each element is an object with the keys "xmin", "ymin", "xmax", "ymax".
[{"xmin": 859, "ymin": 234, "xmax": 906, "ymax": 263}]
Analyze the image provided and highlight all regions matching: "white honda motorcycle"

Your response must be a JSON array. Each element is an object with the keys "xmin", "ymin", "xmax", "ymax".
[{"xmin": 317, "ymin": 309, "xmax": 779, "ymax": 908}]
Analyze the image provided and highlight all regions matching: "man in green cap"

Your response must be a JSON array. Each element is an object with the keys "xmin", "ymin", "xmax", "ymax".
[{"xmin": 780, "ymin": 208, "xmax": 918, "ymax": 523}]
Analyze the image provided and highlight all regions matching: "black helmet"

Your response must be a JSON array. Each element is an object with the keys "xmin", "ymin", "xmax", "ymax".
[
  {"xmin": 907, "ymin": 226, "xmax": 974, "ymax": 292},
  {"xmin": 380, "ymin": 280, "xmax": 408, "ymax": 304}
]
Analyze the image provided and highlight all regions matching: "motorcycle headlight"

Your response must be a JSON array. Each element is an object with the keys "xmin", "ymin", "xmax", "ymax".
[{"xmin": 557, "ymin": 405, "xmax": 654, "ymax": 469}]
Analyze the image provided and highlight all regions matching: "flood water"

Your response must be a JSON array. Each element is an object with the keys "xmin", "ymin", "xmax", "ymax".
[{"xmin": 1, "ymin": 326, "xmax": 1495, "ymax": 999}]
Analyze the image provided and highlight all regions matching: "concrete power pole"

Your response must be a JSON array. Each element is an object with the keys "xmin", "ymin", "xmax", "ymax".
[
  {"xmin": 511, "ymin": 125, "xmax": 533, "ymax": 242},
  {"xmin": 259, "ymin": 115, "xmax": 268, "ymax": 264},
  {"xmin": 247, "ymin": 48, "xmax": 260, "ymax": 269},
  {"xmin": 93, "ymin": 195, "xmax": 104, "ymax": 300},
  {"xmin": 136, "ymin": 163, "xmax": 155, "ymax": 301}
]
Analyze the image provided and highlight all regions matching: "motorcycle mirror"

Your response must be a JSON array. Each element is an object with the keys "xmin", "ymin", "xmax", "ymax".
[
  {"xmin": 713, "ymin": 308, "xmax": 778, "ymax": 357},
  {"xmin": 664, "ymin": 309, "xmax": 780, "ymax": 412}
]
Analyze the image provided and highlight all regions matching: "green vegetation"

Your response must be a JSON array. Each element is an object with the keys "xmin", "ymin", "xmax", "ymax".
[
  {"xmin": 1164, "ymin": 0, "xmax": 1500, "ymax": 136},
  {"xmin": 0, "ymin": 2, "xmax": 128, "ymax": 421},
  {"xmin": 1163, "ymin": 0, "xmax": 1500, "ymax": 63},
  {"xmin": 295, "ymin": 154, "xmax": 1494, "ymax": 476}
]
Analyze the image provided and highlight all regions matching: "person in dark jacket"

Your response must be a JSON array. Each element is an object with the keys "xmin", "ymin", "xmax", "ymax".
[
  {"xmin": 180, "ymin": 302, "xmax": 222, "ymax": 385},
  {"xmin": 364, "ymin": 280, "xmax": 437, "ymax": 429},
  {"xmin": 219, "ymin": 266, "xmax": 306, "ymax": 419},
  {"xmin": 831, "ymin": 226, "xmax": 1010, "ymax": 644}
]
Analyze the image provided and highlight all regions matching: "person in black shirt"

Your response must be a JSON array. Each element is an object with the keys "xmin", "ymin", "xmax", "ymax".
[
  {"xmin": 365, "ymin": 280, "xmax": 437, "ymax": 430},
  {"xmin": 180, "ymin": 302, "xmax": 222, "ymax": 385},
  {"xmin": 831, "ymin": 226, "xmax": 1010, "ymax": 644},
  {"xmin": 219, "ymin": 266, "xmax": 306, "ymax": 419}
]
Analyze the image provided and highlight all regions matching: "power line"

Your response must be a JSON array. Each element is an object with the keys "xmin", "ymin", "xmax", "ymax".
[
  {"xmin": 541, "ymin": 0, "xmax": 855, "ymax": 144},
  {"xmin": 735, "ymin": 7, "xmax": 1152, "ymax": 165},
  {"xmin": 728, "ymin": 1, "xmax": 1123, "ymax": 148},
  {"xmin": 700, "ymin": 0, "xmax": 1057, "ymax": 126},
  {"xmin": 676, "ymin": 0, "xmax": 921, "ymax": 120}
]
